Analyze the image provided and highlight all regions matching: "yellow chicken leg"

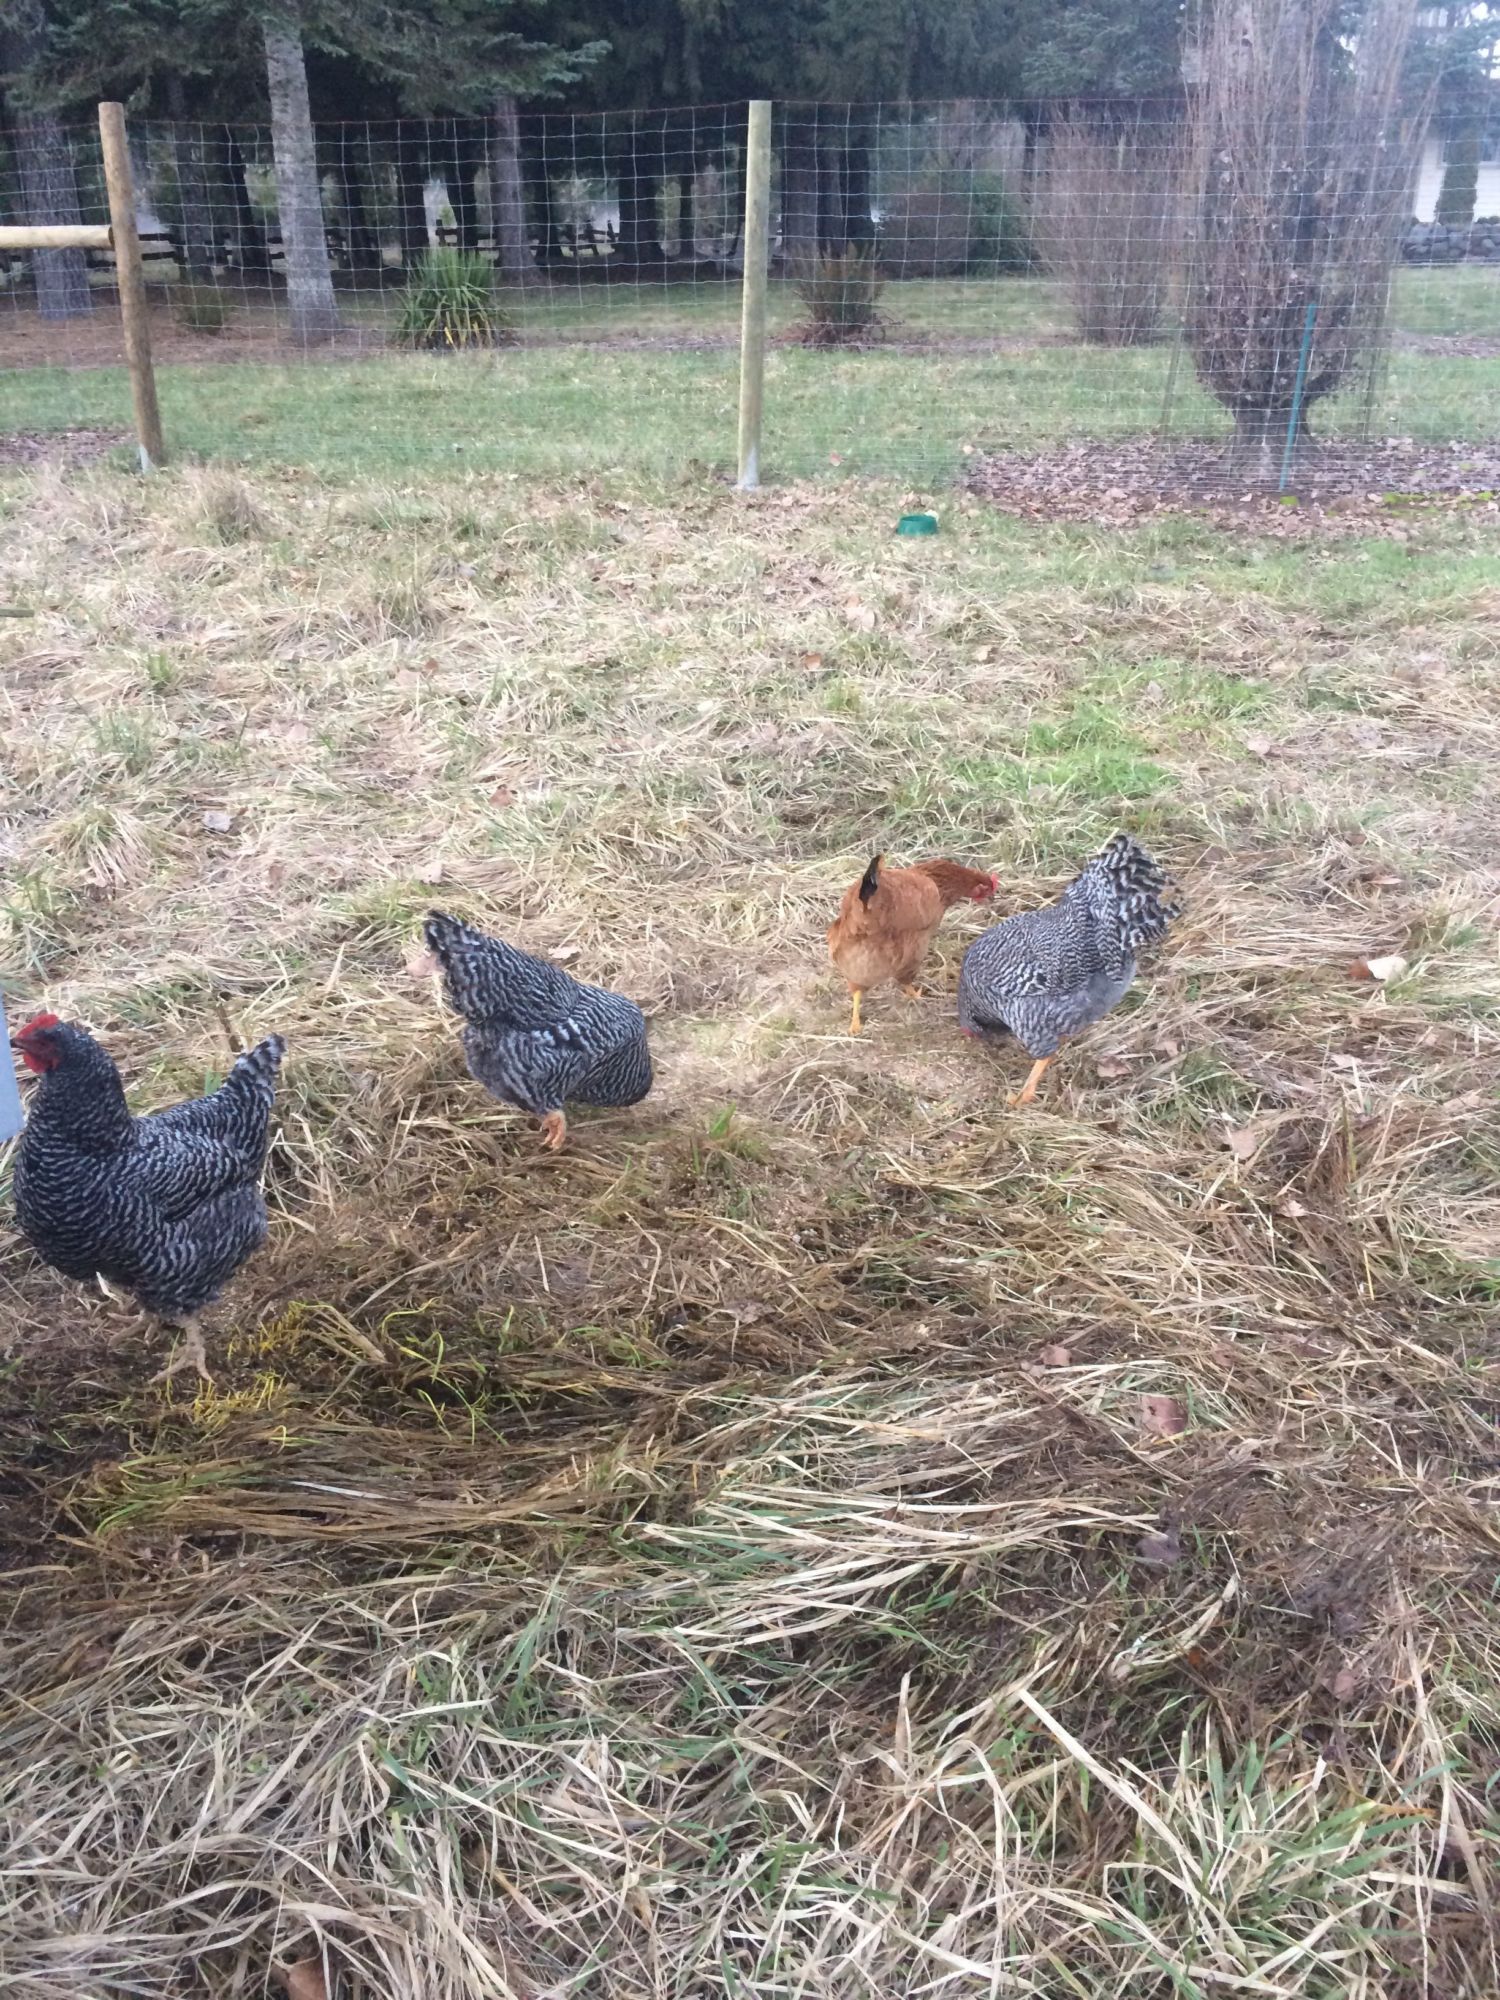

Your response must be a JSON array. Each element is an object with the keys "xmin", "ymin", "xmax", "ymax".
[
  {"xmin": 539, "ymin": 1110, "xmax": 568, "ymax": 1152},
  {"xmin": 848, "ymin": 990, "xmax": 864, "ymax": 1036},
  {"xmin": 900, "ymin": 984, "xmax": 924, "ymax": 1002},
  {"xmin": 151, "ymin": 1317, "xmax": 211, "ymax": 1385},
  {"xmin": 1008, "ymin": 1057, "xmax": 1053, "ymax": 1109}
]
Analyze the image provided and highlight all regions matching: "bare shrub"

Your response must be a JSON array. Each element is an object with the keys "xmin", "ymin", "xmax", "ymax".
[
  {"xmin": 1182, "ymin": 0, "xmax": 1431, "ymax": 483},
  {"xmin": 794, "ymin": 244, "xmax": 885, "ymax": 346},
  {"xmin": 1038, "ymin": 117, "xmax": 1179, "ymax": 346}
]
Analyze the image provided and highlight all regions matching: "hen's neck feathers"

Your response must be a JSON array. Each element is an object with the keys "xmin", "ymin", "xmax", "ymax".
[{"xmin": 28, "ymin": 1033, "xmax": 135, "ymax": 1154}]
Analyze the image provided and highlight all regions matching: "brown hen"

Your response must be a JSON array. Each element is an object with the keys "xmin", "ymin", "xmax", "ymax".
[{"xmin": 828, "ymin": 855, "xmax": 996, "ymax": 1035}]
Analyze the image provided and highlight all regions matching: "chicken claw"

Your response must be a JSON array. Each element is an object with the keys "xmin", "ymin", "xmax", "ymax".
[
  {"xmin": 848, "ymin": 991, "xmax": 864, "ymax": 1036},
  {"xmin": 151, "ymin": 1319, "xmax": 212, "ymax": 1386},
  {"xmin": 900, "ymin": 984, "xmax": 924, "ymax": 1002},
  {"xmin": 1007, "ymin": 1057, "xmax": 1053, "ymax": 1109},
  {"xmin": 539, "ymin": 1110, "xmax": 568, "ymax": 1152}
]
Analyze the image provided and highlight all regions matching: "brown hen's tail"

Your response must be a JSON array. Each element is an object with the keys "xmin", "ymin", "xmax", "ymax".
[
  {"xmin": 910, "ymin": 858, "xmax": 997, "ymax": 907},
  {"xmin": 857, "ymin": 855, "xmax": 883, "ymax": 905}
]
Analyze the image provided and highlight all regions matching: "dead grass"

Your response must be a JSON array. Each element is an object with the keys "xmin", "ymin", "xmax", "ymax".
[{"xmin": 1, "ymin": 454, "xmax": 1499, "ymax": 1998}]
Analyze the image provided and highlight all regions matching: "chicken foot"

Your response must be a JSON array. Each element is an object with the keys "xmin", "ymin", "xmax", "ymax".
[
  {"xmin": 1007, "ymin": 1056, "xmax": 1054, "ymax": 1109},
  {"xmin": 847, "ymin": 990, "xmax": 864, "ymax": 1036},
  {"xmin": 539, "ymin": 1110, "xmax": 568, "ymax": 1152},
  {"xmin": 151, "ymin": 1317, "xmax": 212, "ymax": 1385}
]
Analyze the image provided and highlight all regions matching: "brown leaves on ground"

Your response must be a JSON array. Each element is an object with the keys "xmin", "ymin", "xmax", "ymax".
[
  {"xmin": 1136, "ymin": 1522, "xmax": 1184, "ymax": 1567},
  {"xmin": 966, "ymin": 437, "xmax": 1500, "ymax": 535},
  {"xmin": 274, "ymin": 1957, "xmax": 329, "ymax": 2000},
  {"xmin": 1140, "ymin": 1393, "xmax": 1189, "ymax": 1439}
]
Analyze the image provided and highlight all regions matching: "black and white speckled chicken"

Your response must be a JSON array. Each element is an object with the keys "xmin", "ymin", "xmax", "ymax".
[
  {"xmin": 421, "ymin": 912, "xmax": 652, "ymax": 1151},
  {"xmin": 10, "ymin": 1015, "xmax": 285, "ymax": 1380},
  {"xmin": 957, "ymin": 834, "xmax": 1178, "ymax": 1105}
]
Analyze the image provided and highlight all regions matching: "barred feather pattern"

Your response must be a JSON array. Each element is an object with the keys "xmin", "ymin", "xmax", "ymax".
[
  {"xmin": 957, "ymin": 834, "xmax": 1178, "ymax": 1058},
  {"xmin": 424, "ymin": 912, "xmax": 652, "ymax": 1118},
  {"xmin": 13, "ymin": 1025, "xmax": 285, "ymax": 1319}
]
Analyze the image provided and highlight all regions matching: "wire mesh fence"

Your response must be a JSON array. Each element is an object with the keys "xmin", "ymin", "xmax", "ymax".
[{"xmin": 1, "ymin": 97, "xmax": 1497, "ymax": 490}]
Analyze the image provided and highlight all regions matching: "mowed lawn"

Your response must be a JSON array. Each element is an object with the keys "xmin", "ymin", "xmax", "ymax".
[
  {"xmin": 4, "ymin": 264, "xmax": 1498, "ymax": 484},
  {"xmin": 1, "ymin": 331, "xmax": 1499, "ymax": 2000}
]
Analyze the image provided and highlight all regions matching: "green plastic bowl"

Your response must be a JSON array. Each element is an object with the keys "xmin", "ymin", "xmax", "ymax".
[{"xmin": 896, "ymin": 512, "xmax": 940, "ymax": 536}]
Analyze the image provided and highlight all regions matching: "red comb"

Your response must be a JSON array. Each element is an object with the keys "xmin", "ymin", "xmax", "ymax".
[{"xmin": 16, "ymin": 1012, "xmax": 61, "ymax": 1036}]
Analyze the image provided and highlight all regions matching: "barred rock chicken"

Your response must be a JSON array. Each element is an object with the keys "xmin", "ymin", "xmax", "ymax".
[
  {"xmin": 957, "ymin": 834, "xmax": 1178, "ymax": 1106},
  {"xmin": 10, "ymin": 1015, "xmax": 285, "ymax": 1380},
  {"xmin": 421, "ymin": 912, "xmax": 652, "ymax": 1151},
  {"xmin": 828, "ymin": 855, "xmax": 997, "ymax": 1035}
]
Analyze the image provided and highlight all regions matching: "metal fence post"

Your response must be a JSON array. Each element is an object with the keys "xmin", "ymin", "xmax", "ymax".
[
  {"xmin": 98, "ymin": 100, "xmax": 166, "ymax": 471},
  {"xmin": 737, "ymin": 100, "xmax": 773, "ymax": 491}
]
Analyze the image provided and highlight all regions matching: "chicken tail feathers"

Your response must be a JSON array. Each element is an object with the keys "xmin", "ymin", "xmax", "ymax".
[
  {"xmin": 858, "ymin": 855, "xmax": 883, "ymax": 906},
  {"xmin": 238, "ymin": 1034, "xmax": 287, "ymax": 1084},
  {"xmin": 1074, "ymin": 833, "xmax": 1180, "ymax": 951}
]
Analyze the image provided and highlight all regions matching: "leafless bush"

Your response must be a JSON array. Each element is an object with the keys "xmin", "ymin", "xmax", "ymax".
[
  {"xmin": 1038, "ymin": 117, "xmax": 1180, "ymax": 346},
  {"xmin": 1183, "ymin": 0, "xmax": 1431, "ymax": 482}
]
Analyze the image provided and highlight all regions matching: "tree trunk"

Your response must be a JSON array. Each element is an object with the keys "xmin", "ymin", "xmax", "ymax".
[
  {"xmin": 1, "ymin": 0, "xmax": 92, "ymax": 319},
  {"xmin": 262, "ymin": 18, "xmax": 338, "ymax": 340},
  {"xmin": 1227, "ymin": 405, "xmax": 1314, "ymax": 486},
  {"xmin": 393, "ymin": 134, "xmax": 429, "ymax": 268},
  {"xmin": 1435, "ymin": 117, "xmax": 1480, "ymax": 228},
  {"xmin": 676, "ymin": 169, "xmax": 696, "ymax": 261},
  {"xmin": 617, "ymin": 147, "xmax": 663, "ymax": 265},
  {"xmin": 489, "ymin": 94, "xmax": 533, "ymax": 283},
  {"xmin": 336, "ymin": 157, "xmax": 381, "ymax": 273},
  {"xmin": 781, "ymin": 118, "xmax": 820, "ymax": 273},
  {"xmin": 165, "ymin": 75, "xmax": 216, "ymax": 282},
  {"xmin": 840, "ymin": 143, "xmax": 876, "ymax": 247},
  {"xmin": 221, "ymin": 133, "xmax": 271, "ymax": 272},
  {"xmin": 434, "ymin": 123, "xmax": 483, "ymax": 251}
]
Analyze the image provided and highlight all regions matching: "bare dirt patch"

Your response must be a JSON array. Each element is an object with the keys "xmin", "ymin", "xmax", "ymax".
[{"xmin": 0, "ymin": 425, "xmax": 129, "ymax": 467}]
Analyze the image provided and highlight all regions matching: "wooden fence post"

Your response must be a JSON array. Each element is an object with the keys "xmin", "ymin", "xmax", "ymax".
[
  {"xmin": 97, "ymin": 101, "xmax": 166, "ymax": 471},
  {"xmin": 736, "ymin": 100, "xmax": 773, "ymax": 491}
]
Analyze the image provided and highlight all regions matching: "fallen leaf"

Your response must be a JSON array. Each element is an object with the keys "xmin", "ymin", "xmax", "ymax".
[
  {"xmin": 1136, "ymin": 1525, "xmax": 1182, "ymax": 1567},
  {"xmin": 488, "ymin": 785, "xmax": 514, "ymax": 809},
  {"xmin": 415, "ymin": 859, "xmax": 445, "ymax": 886},
  {"xmin": 1155, "ymin": 1035, "xmax": 1181, "ymax": 1059},
  {"xmin": 1243, "ymin": 732, "xmax": 1275, "ymax": 758},
  {"xmin": 800, "ymin": 650, "xmax": 824, "ymax": 671},
  {"xmin": 972, "ymin": 644, "xmax": 995, "ymax": 663},
  {"xmin": 1330, "ymin": 1665, "xmax": 1359, "ymax": 1703},
  {"xmin": 1143, "ymin": 679, "xmax": 1165, "ymax": 703},
  {"xmin": 1094, "ymin": 1055, "xmax": 1132, "ymax": 1081},
  {"xmin": 1038, "ymin": 1343, "xmax": 1072, "ymax": 1368},
  {"xmin": 828, "ymin": 452, "xmax": 843, "ymax": 466},
  {"xmin": 274, "ymin": 1957, "xmax": 329, "ymax": 2000},
  {"xmin": 842, "ymin": 599, "xmax": 877, "ymax": 633},
  {"xmin": 405, "ymin": 948, "xmax": 438, "ymax": 980},
  {"xmin": 1276, "ymin": 1196, "xmax": 1310, "ymax": 1219},
  {"xmin": 1140, "ymin": 1393, "xmax": 1188, "ymax": 1439},
  {"xmin": 1363, "ymin": 953, "xmax": 1409, "ymax": 982},
  {"xmin": 391, "ymin": 670, "xmax": 423, "ymax": 694},
  {"xmin": 1329, "ymin": 1052, "xmax": 1361, "ymax": 1071},
  {"xmin": 1223, "ymin": 1124, "xmax": 1261, "ymax": 1162},
  {"xmin": 551, "ymin": 944, "xmax": 580, "ymax": 963},
  {"xmin": 201, "ymin": 809, "xmax": 233, "ymax": 834}
]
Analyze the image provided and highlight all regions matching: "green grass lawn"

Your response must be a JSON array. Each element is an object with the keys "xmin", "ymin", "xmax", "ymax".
[
  {"xmin": 2, "ymin": 325, "xmax": 1500, "ymax": 2000},
  {"xmin": 3, "ymin": 265, "xmax": 1495, "ymax": 487}
]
